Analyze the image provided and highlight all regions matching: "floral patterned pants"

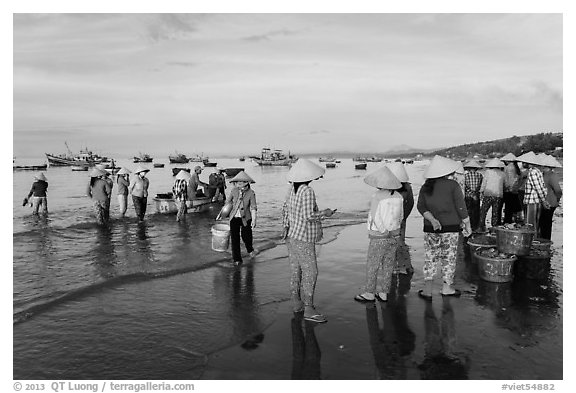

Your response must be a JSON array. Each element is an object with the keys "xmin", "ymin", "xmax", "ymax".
[
  {"xmin": 94, "ymin": 200, "xmax": 109, "ymax": 225},
  {"xmin": 287, "ymin": 238, "xmax": 318, "ymax": 308},
  {"xmin": 423, "ymin": 232, "xmax": 460, "ymax": 285},
  {"xmin": 365, "ymin": 237, "xmax": 398, "ymax": 293}
]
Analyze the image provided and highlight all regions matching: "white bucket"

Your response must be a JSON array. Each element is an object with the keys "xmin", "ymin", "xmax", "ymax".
[{"xmin": 211, "ymin": 223, "xmax": 230, "ymax": 252}]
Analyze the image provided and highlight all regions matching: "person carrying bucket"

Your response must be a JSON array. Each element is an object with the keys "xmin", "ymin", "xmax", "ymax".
[
  {"xmin": 217, "ymin": 171, "xmax": 258, "ymax": 266},
  {"xmin": 173, "ymin": 169, "xmax": 192, "ymax": 222}
]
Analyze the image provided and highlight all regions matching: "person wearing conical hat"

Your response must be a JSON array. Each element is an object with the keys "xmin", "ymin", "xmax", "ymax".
[
  {"xmin": 87, "ymin": 167, "xmax": 112, "ymax": 225},
  {"xmin": 282, "ymin": 158, "xmax": 335, "ymax": 324},
  {"xmin": 26, "ymin": 172, "xmax": 49, "ymax": 215},
  {"xmin": 128, "ymin": 165, "xmax": 151, "ymax": 221},
  {"xmin": 500, "ymin": 153, "xmax": 523, "ymax": 224},
  {"xmin": 416, "ymin": 155, "xmax": 471, "ymax": 299},
  {"xmin": 116, "ymin": 168, "xmax": 131, "ymax": 217},
  {"xmin": 539, "ymin": 154, "xmax": 562, "ymax": 240},
  {"xmin": 220, "ymin": 171, "xmax": 258, "ymax": 266},
  {"xmin": 385, "ymin": 161, "xmax": 414, "ymax": 273},
  {"xmin": 354, "ymin": 167, "xmax": 403, "ymax": 303},
  {"xmin": 463, "ymin": 159, "xmax": 483, "ymax": 232},
  {"xmin": 478, "ymin": 158, "xmax": 505, "ymax": 231},
  {"xmin": 189, "ymin": 165, "xmax": 210, "ymax": 200},
  {"xmin": 516, "ymin": 152, "xmax": 549, "ymax": 234},
  {"xmin": 172, "ymin": 170, "xmax": 192, "ymax": 222}
]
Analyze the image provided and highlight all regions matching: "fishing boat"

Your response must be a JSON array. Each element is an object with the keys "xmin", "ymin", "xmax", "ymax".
[
  {"xmin": 172, "ymin": 167, "xmax": 191, "ymax": 176},
  {"xmin": 319, "ymin": 156, "xmax": 336, "ymax": 162},
  {"xmin": 224, "ymin": 167, "xmax": 244, "ymax": 178},
  {"xmin": 352, "ymin": 156, "xmax": 367, "ymax": 162},
  {"xmin": 169, "ymin": 152, "xmax": 189, "ymax": 164},
  {"xmin": 203, "ymin": 159, "xmax": 217, "ymax": 167},
  {"xmin": 239, "ymin": 156, "xmax": 246, "ymax": 162},
  {"xmin": 133, "ymin": 153, "xmax": 153, "ymax": 163},
  {"xmin": 355, "ymin": 163, "xmax": 367, "ymax": 170},
  {"xmin": 252, "ymin": 148, "xmax": 297, "ymax": 166},
  {"xmin": 366, "ymin": 156, "xmax": 383, "ymax": 162},
  {"xmin": 153, "ymin": 163, "xmax": 165, "ymax": 168},
  {"xmin": 189, "ymin": 154, "xmax": 209, "ymax": 163},
  {"xmin": 325, "ymin": 162, "xmax": 336, "ymax": 168},
  {"xmin": 71, "ymin": 165, "xmax": 89, "ymax": 171},
  {"xmin": 13, "ymin": 164, "xmax": 48, "ymax": 171},
  {"xmin": 46, "ymin": 142, "xmax": 111, "ymax": 167},
  {"xmin": 153, "ymin": 194, "xmax": 223, "ymax": 214}
]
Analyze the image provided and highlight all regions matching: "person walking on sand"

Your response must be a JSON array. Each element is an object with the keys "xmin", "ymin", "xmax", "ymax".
[
  {"xmin": 538, "ymin": 154, "xmax": 562, "ymax": 240},
  {"xmin": 217, "ymin": 171, "xmax": 258, "ymax": 266},
  {"xmin": 354, "ymin": 167, "xmax": 403, "ymax": 303},
  {"xmin": 501, "ymin": 153, "xmax": 523, "ymax": 224},
  {"xmin": 116, "ymin": 168, "xmax": 131, "ymax": 217},
  {"xmin": 478, "ymin": 158, "xmax": 505, "ymax": 231},
  {"xmin": 516, "ymin": 152, "xmax": 548, "ymax": 235},
  {"xmin": 87, "ymin": 168, "xmax": 112, "ymax": 225},
  {"xmin": 385, "ymin": 161, "xmax": 414, "ymax": 274},
  {"xmin": 25, "ymin": 172, "xmax": 49, "ymax": 215},
  {"xmin": 282, "ymin": 159, "xmax": 336, "ymax": 324},
  {"xmin": 417, "ymin": 155, "xmax": 471, "ymax": 300},
  {"xmin": 173, "ymin": 169, "xmax": 192, "ymax": 222},
  {"xmin": 129, "ymin": 165, "xmax": 150, "ymax": 222},
  {"xmin": 463, "ymin": 159, "xmax": 483, "ymax": 232}
]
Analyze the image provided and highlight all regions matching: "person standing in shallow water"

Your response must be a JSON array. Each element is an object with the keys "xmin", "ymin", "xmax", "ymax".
[
  {"xmin": 282, "ymin": 159, "xmax": 335, "ymax": 324},
  {"xmin": 26, "ymin": 172, "xmax": 49, "ymax": 215},
  {"xmin": 354, "ymin": 166, "xmax": 403, "ymax": 303},
  {"xmin": 116, "ymin": 168, "xmax": 131, "ymax": 217},
  {"xmin": 417, "ymin": 155, "xmax": 471, "ymax": 300},
  {"xmin": 172, "ymin": 169, "xmax": 192, "ymax": 222},
  {"xmin": 129, "ymin": 165, "xmax": 150, "ymax": 222},
  {"xmin": 87, "ymin": 168, "xmax": 112, "ymax": 225}
]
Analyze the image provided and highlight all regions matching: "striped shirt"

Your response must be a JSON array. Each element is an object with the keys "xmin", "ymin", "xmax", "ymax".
[
  {"xmin": 524, "ymin": 167, "xmax": 547, "ymax": 204},
  {"xmin": 172, "ymin": 179, "xmax": 188, "ymax": 201},
  {"xmin": 464, "ymin": 171, "xmax": 483, "ymax": 197},
  {"xmin": 282, "ymin": 184, "xmax": 323, "ymax": 243}
]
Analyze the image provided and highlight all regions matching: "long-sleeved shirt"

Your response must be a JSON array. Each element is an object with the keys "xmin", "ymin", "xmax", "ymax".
[
  {"xmin": 464, "ymin": 171, "xmax": 483, "ymax": 197},
  {"xmin": 87, "ymin": 178, "xmax": 112, "ymax": 202},
  {"xmin": 398, "ymin": 182, "xmax": 414, "ymax": 220},
  {"xmin": 367, "ymin": 190, "xmax": 404, "ymax": 238},
  {"xmin": 543, "ymin": 170, "xmax": 562, "ymax": 208},
  {"xmin": 226, "ymin": 186, "xmax": 257, "ymax": 226},
  {"xmin": 523, "ymin": 167, "xmax": 547, "ymax": 204},
  {"xmin": 117, "ymin": 176, "xmax": 129, "ymax": 196},
  {"xmin": 27, "ymin": 180, "xmax": 48, "ymax": 198},
  {"xmin": 282, "ymin": 184, "xmax": 323, "ymax": 243},
  {"xmin": 480, "ymin": 169, "xmax": 505, "ymax": 197},
  {"xmin": 129, "ymin": 176, "xmax": 149, "ymax": 198},
  {"xmin": 503, "ymin": 163, "xmax": 521, "ymax": 193},
  {"xmin": 417, "ymin": 178, "xmax": 468, "ymax": 233}
]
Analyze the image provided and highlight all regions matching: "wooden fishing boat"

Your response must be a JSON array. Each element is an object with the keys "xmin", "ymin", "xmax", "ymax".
[
  {"xmin": 319, "ymin": 156, "xmax": 336, "ymax": 162},
  {"xmin": 355, "ymin": 163, "xmax": 367, "ymax": 170},
  {"xmin": 133, "ymin": 153, "xmax": 153, "ymax": 163},
  {"xmin": 153, "ymin": 163, "xmax": 165, "ymax": 168},
  {"xmin": 71, "ymin": 165, "xmax": 89, "ymax": 171},
  {"xmin": 252, "ymin": 147, "xmax": 297, "ymax": 166},
  {"xmin": 224, "ymin": 167, "xmax": 244, "ymax": 178},
  {"xmin": 153, "ymin": 194, "xmax": 222, "ymax": 214},
  {"xmin": 203, "ymin": 161, "xmax": 217, "ymax": 167},
  {"xmin": 169, "ymin": 152, "xmax": 189, "ymax": 163},
  {"xmin": 172, "ymin": 167, "xmax": 191, "ymax": 176},
  {"xmin": 325, "ymin": 162, "xmax": 336, "ymax": 168},
  {"xmin": 13, "ymin": 164, "xmax": 48, "ymax": 171},
  {"xmin": 46, "ymin": 142, "xmax": 111, "ymax": 167}
]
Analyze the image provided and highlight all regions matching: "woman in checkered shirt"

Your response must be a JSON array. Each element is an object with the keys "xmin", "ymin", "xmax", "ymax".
[
  {"xmin": 516, "ymin": 152, "xmax": 549, "ymax": 235},
  {"xmin": 282, "ymin": 159, "xmax": 336, "ymax": 324}
]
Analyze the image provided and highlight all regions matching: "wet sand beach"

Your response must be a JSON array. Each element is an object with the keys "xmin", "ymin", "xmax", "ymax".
[{"xmin": 13, "ymin": 218, "xmax": 563, "ymax": 380}]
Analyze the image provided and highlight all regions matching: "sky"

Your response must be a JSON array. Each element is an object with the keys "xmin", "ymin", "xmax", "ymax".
[{"xmin": 12, "ymin": 13, "xmax": 563, "ymax": 158}]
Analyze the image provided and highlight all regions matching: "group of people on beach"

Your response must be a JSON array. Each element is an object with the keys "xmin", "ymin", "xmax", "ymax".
[{"xmin": 23, "ymin": 151, "xmax": 562, "ymax": 326}]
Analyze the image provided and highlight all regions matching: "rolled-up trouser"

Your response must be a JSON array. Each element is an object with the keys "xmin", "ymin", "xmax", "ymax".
[
  {"xmin": 132, "ymin": 196, "xmax": 147, "ymax": 220},
  {"xmin": 525, "ymin": 203, "xmax": 542, "ymax": 236},
  {"xmin": 423, "ymin": 232, "xmax": 460, "ymax": 286},
  {"xmin": 31, "ymin": 196, "xmax": 48, "ymax": 215},
  {"xmin": 480, "ymin": 195, "xmax": 503, "ymax": 229},
  {"xmin": 176, "ymin": 199, "xmax": 187, "ymax": 221},
  {"xmin": 365, "ymin": 237, "xmax": 398, "ymax": 294},
  {"xmin": 287, "ymin": 238, "xmax": 318, "ymax": 308},
  {"xmin": 118, "ymin": 194, "xmax": 128, "ymax": 216}
]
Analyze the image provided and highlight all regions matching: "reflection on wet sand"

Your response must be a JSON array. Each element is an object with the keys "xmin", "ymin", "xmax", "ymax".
[
  {"xmin": 418, "ymin": 298, "xmax": 470, "ymax": 380},
  {"xmin": 92, "ymin": 225, "xmax": 118, "ymax": 279},
  {"xmin": 291, "ymin": 314, "xmax": 321, "ymax": 380}
]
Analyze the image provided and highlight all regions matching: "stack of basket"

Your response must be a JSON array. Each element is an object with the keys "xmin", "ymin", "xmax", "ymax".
[{"xmin": 468, "ymin": 225, "xmax": 551, "ymax": 282}]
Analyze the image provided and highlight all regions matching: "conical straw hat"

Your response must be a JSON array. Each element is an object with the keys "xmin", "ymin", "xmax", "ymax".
[
  {"xmin": 364, "ymin": 167, "xmax": 402, "ymax": 189},
  {"xmin": 175, "ymin": 169, "xmax": 192, "ymax": 181},
  {"xmin": 516, "ymin": 151, "xmax": 541, "ymax": 166},
  {"xmin": 34, "ymin": 173, "xmax": 47, "ymax": 181},
  {"xmin": 133, "ymin": 165, "xmax": 151, "ymax": 174},
  {"xmin": 286, "ymin": 158, "xmax": 325, "ymax": 182},
  {"xmin": 463, "ymin": 159, "xmax": 482, "ymax": 169},
  {"xmin": 95, "ymin": 164, "xmax": 107, "ymax": 171},
  {"xmin": 230, "ymin": 171, "xmax": 255, "ymax": 183},
  {"xmin": 501, "ymin": 153, "xmax": 517, "ymax": 162},
  {"xmin": 117, "ymin": 167, "xmax": 131, "ymax": 175},
  {"xmin": 89, "ymin": 168, "xmax": 107, "ymax": 177},
  {"xmin": 485, "ymin": 158, "xmax": 505, "ymax": 168},
  {"xmin": 423, "ymin": 155, "xmax": 461, "ymax": 179},
  {"xmin": 542, "ymin": 155, "xmax": 563, "ymax": 168},
  {"xmin": 385, "ymin": 161, "xmax": 409, "ymax": 182},
  {"xmin": 455, "ymin": 161, "xmax": 465, "ymax": 174}
]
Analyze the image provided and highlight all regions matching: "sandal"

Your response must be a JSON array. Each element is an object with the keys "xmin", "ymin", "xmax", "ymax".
[
  {"xmin": 441, "ymin": 289, "xmax": 462, "ymax": 297},
  {"xmin": 354, "ymin": 294, "xmax": 376, "ymax": 303},
  {"xmin": 375, "ymin": 292, "xmax": 388, "ymax": 302},
  {"xmin": 304, "ymin": 314, "xmax": 328, "ymax": 323},
  {"xmin": 418, "ymin": 289, "xmax": 433, "ymax": 301}
]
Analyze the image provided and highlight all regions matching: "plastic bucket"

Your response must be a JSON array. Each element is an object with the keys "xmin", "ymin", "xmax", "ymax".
[
  {"xmin": 474, "ymin": 251, "xmax": 517, "ymax": 283},
  {"xmin": 211, "ymin": 223, "xmax": 230, "ymax": 252},
  {"xmin": 531, "ymin": 238, "xmax": 553, "ymax": 253},
  {"xmin": 467, "ymin": 235, "xmax": 497, "ymax": 259},
  {"xmin": 515, "ymin": 252, "xmax": 551, "ymax": 280},
  {"xmin": 495, "ymin": 227, "xmax": 535, "ymax": 256}
]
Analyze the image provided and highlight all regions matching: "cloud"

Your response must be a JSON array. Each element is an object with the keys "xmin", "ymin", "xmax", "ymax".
[
  {"xmin": 242, "ymin": 29, "xmax": 299, "ymax": 42},
  {"xmin": 166, "ymin": 61, "xmax": 199, "ymax": 68},
  {"xmin": 140, "ymin": 14, "xmax": 207, "ymax": 44}
]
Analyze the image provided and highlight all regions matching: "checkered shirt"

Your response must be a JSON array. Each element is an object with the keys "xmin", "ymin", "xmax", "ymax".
[
  {"xmin": 282, "ymin": 184, "xmax": 323, "ymax": 243},
  {"xmin": 523, "ymin": 167, "xmax": 547, "ymax": 204},
  {"xmin": 464, "ymin": 171, "xmax": 483, "ymax": 197}
]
